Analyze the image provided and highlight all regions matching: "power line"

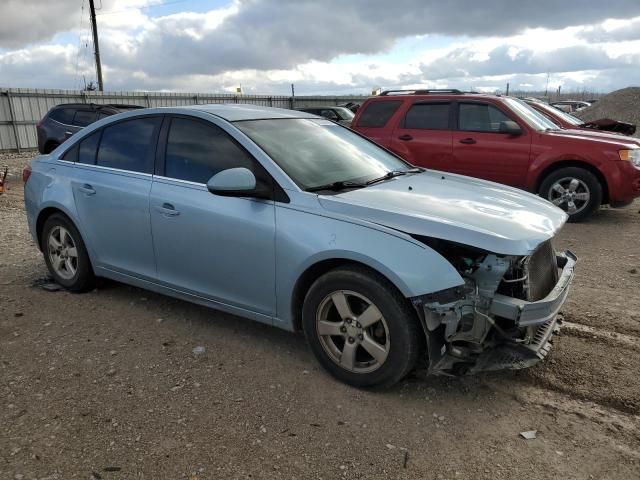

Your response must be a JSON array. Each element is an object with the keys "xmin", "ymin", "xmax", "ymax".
[{"xmin": 73, "ymin": 0, "xmax": 87, "ymax": 90}]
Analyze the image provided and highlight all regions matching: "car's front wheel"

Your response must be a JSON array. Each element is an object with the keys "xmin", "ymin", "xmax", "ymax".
[
  {"xmin": 539, "ymin": 167, "xmax": 602, "ymax": 222},
  {"xmin": 302, "ymin": 266, "xmax": 422, "ymax": 388},
  {"xmin": 41, "ymin": 213, "xmax": 95, "ymax": 292}
]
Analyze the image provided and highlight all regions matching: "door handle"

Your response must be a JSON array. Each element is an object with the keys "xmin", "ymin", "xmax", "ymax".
[
  {"xmin": 64, "ymin": 131, "xmax": 74, "ymax": 139},
  {"xmin": 155, "ymin": 203, "xmax": 180, "ymax": 217},
  {"xmin": 398, "ymin": 134, "xmax": 413, "ymax": 141},
  {"xmin": 459, "ymin": 137, "xmax": 476, "ymax": 144},
  {"xmin": 78, "ymin": 184, "xmax": 96, "ymax": 195}
]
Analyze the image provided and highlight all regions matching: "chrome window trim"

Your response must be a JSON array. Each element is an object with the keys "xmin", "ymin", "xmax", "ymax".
[
  {"xmin": 73, "ymin": 162, "xmax": 153, "ymax": 177},
  {"xmin": 153, "ymin": 175, "xmax": 206, "ymax": 187}
]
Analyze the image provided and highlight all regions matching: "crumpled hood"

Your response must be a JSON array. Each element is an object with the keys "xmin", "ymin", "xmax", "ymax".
[
  {"xmin": 319, "ymin": 170, "xmax": 568, "ymax": 255},
  {"xmin": 547, "ymin": 128, "xmax": 640, "ymax": 147}
]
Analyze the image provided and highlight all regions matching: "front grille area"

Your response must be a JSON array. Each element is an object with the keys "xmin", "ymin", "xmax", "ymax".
[{"xmin": 525, "ymin": 240, "xmax": 558, "ymax": 301}]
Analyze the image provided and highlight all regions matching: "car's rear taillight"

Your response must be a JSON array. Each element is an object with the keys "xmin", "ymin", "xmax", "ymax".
[{"xmin": 22, "ymin": 163, "xmax": 32, "ymax": 183}]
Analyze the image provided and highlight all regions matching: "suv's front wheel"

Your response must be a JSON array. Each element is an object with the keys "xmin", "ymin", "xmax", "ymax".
[
  {"xmin": 302, "ymin": 266, "xmax": 422, "ymax": 388},
  {"xmin": 539, "ymin": 167, "xmax": 602, "ymax": 222}
]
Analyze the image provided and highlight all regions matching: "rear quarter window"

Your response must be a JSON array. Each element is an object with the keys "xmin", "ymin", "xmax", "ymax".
[
  {"xmin": 356, "ymin": 100, "xmax": 402, "ymax": 128},
  {"xmin": 72, "ymin": 110, "xmax": 98, "ymax": 127},
  {"xmin": 48, "ymin": 108, "xmax": 75, "ymax": 125}
]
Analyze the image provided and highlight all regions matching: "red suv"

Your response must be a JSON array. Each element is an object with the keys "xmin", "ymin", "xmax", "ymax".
[{"xmin": 351, "ymin": 89, "xmax": 640, "ymax": 222}]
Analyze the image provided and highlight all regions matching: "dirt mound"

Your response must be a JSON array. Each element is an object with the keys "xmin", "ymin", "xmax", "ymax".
[{"xmin": 574, "ymin": 87, "xmax": 640, "ymax": 138}]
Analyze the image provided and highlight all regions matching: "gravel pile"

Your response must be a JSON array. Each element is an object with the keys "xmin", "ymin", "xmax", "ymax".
[{"xmin": 574, "ymin": 87, "xmax": 640, "ymax": 138}]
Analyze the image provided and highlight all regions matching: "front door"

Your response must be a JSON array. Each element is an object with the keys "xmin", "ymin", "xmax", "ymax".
[
  {"xmin": 150, "ymin": 116, "xmax": 277, "ymax": 316},
  {"xmin": 71, "ymin": 116, "xmax": 162, "ymax": 279},
  {"xmin": 451, "ymin": 102, "xmax": 532, "ymax": 187}
]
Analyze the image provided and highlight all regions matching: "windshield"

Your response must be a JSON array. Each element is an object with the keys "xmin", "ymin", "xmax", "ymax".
[
  {"xmin": 503, "ymin": 97, "xmax": 560, "ymax": 131},
  {"xmin": 235, "ymin": 118, "xmax": 411, "ymax": 190},
  {"xmin": 538, "ymin": 103, "xmax": 584, "ymax": 126},
  {"xmin": 334, "ymin": 107, "xmax": 355, "ymax": 121}
]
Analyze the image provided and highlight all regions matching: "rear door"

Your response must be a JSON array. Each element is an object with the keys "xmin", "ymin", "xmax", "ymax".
[
  {"xmin": 388, "ymin": 101, "xmax": 453, "ymax": 170},
  {"xmin": 352, "ymin": 99, "xmax": 404, "ymax": 146},
  {"xmin": 451, "ymin": 101, "xmax": 532, "ymax": 187},
  {"xmin": 71, "ymin": 116, "xmax": 162, "ymax": 280},
  {"xmin": 149, "ymin": 116, "xmax": 277, "ymax": 316}
]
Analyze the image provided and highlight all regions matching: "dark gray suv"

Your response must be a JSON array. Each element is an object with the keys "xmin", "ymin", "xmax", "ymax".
[{"xmin": 36, "ymin": 103, "xmax": 143, "ymax": 153}]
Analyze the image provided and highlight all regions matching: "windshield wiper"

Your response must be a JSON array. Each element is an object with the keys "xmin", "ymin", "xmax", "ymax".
[
  {"xmin": 365, "ymin": 167, "xmax": 424, "ymax": 185},
  {"xmin": 305, "ymin": 180, "xmax": 367, "ymax": 192}
]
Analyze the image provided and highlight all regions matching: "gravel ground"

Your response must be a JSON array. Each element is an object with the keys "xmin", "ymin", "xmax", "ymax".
[
  {"xmin": 2, "ymin": 152, "xmax": 640, "ymax": 480},
  {"xmin": 575, "ymin": 87, "xmax": 640, "ymax": 138}
]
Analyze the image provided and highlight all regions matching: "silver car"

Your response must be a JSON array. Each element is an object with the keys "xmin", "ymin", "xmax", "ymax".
[{"xmin": 23, "ymin": 104, "xmax": 576, "ymax": 387}]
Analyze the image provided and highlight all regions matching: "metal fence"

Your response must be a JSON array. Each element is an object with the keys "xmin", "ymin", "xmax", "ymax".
[{"xmin": 0, "ymin": 88, "xmax": 366, "ymax": 152}]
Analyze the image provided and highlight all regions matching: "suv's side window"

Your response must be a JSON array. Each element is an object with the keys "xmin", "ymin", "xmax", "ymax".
[
  {"xmin": 356, "ymin": 100, "xmax": 403, "ymax": 128},
  {"xmin": 72, "ymin": 110, "xmax": 97, "ymax": 127},
  {"xmin": 403, "ymin": 103, "xmax": 450, "ymax": 130},
  {"xmin": 96, "ymin": 117, "xmax": 161, "ymax": 173},
  {"xmin": 49, "ymin": 108, "xmax": 75, "ymax": 125},
  {"xmin": 319, "ymin": 109, "xmax": 339, "ymax": 121},
  {"xmin": 458, "ymin": 103, "xmax": 512, "ymax": 132},
  {"xmin": 164, "ymin": 117, "xmax": 255, "ymax": 184}
]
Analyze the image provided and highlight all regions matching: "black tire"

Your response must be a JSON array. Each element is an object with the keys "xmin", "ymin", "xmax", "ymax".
[
  {"xmin": 539, "ymin": 167, "xmax": 602, "ymax": 223},
  {"xmin": 41, "ymin": 213, "xmax": 95, "ymax": 292},
  {"xmin": 43, "ymin": 142, "xmax": 59, "ymax": 154},
  {"xmin": 302, "ymin": 265, "xmax": 423, "ymax": 388}
]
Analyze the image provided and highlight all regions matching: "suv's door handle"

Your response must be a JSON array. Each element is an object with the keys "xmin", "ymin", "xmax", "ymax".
[
  {"xmin": 155, "ymin": 203, "xmax": 180, "ymax": 217},
  {"xmin": 64, "ymin": 131, "xmax": 74, "ymax": 139},
  {"xmin": 78, "ymin": 184, "xmax": 96, "ymax": 195},
  {"xmin": 398, "ymin": 134, "xmax": 413, "ymax": 141},
  {"xmin": 459, "ymin": 137, "xmax": 476, "ymax": 144}
]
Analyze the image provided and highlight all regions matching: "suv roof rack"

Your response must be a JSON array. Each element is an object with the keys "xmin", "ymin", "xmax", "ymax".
[{"xmin": 378, "ymin": 89, "xmax": 462, "ymax": 96}]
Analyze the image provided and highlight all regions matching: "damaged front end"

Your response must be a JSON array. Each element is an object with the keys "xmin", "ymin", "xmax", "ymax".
[{"xmin": 411, "ymin": 238, "xmax": 576, "ymax": 375}]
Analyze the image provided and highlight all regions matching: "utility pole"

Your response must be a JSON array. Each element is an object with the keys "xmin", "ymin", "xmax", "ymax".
[{"xmin": 89, "ymin": 0, "xmax": 104, "ymax": 92}]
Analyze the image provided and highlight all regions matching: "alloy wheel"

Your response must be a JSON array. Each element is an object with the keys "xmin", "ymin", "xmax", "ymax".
[
  {"xmin": 47, "ymin": 226, "xmax": 78, "ymax": 280},
  {"xmin": 548, "ymin": 177, "xmax": 591, "ymax": 215},
  {"xmin": 315, "ymin": 290, "xmax": 390, "ymax": 374}
]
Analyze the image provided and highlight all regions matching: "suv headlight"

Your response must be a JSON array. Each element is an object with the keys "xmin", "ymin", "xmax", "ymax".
[{"xmin": 619, "ymin": 149, "xmax": 640, "ymax": 168}]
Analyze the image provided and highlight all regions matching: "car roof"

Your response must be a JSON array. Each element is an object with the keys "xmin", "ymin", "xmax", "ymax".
[
  {"xmin": 178, "ymin": 103, "xmax": 317, "ymax": 121},
  {"xmin": 368, "ymin": 92, "xmax": 501, "ymax": 101}
]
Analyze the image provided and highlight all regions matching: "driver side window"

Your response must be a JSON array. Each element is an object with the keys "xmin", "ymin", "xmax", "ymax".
[
  {"xmin": 164, "ymin": 118, "xmax": 255, "ymax": 184},
  {"xmin": 458, "ymin": 103, "xmax": 512, "ymax": 133}
]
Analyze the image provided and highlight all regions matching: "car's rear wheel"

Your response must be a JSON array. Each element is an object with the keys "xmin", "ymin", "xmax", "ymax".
[
  {"xmin": 539, "ymin": 167, "xmax": 602, "ymax": 222},
  {"xmin": 42, "ymin": 213, "xmax": 95, "ymax": 292},
  {"xmin": 302, "ymin": 266, "xmax": 422, "ymax": 388}
]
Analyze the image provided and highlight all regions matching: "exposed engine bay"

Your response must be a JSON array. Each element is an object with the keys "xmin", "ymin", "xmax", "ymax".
[{"xmin": 411, "ymin": 236, "xmax": 576, "ymax": 375}]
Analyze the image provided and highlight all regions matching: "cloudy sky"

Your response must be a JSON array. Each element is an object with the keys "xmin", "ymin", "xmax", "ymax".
[{"xmin": 1, "ymin": 0, "xmax": 639, "ymax": 95}]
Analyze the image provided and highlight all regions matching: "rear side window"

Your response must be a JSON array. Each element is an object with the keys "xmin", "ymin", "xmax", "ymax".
[
  {"xmin": 97, "ymin": 117, "xmax": 161, "ymax": 173},
  {"xmin": 49, "ymin": 108, "xmax": 75, "ymax": 125},
  {"xmin": 356, "ymin": 100, "xmax": 402, "ymax": 128},
  {"xmin": 78, "ymin": 131, "xmax": 101, "ymax": 164},
  {"xmin": 458, "ymin": 103, "xmax": 512, "ymax": 132},
  {"xmin": 72, "ymin": 110, "xmax": 97, "ymax": 127},
  {"xmin": 62, "ymin": 144, "xmax": 79, "ymax": 162},
  {"xmin": 404, "ymin": 103, "xmax": 450, "ymax": 130},
  {"xmin": 164, "ymin": 117, "xmax": 255, "ymax": 184}
]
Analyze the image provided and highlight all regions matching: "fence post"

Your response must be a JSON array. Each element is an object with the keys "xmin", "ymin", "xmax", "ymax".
[
  {"xmin": 81, "ymin": 91, "xmax": 87, "ymax": 104},
  {"xmin": 194, "ymin": 94, "xmax": 199, "ymax": 105},
  {"xmin": 145, "ymin": 94, "xmax": 151, "ymax": 108},
  {"xmin": 4, "ymin": 90, "xmax": 21, "ymax": 154},
  {"xmin": 268, "ymin": 96, "xmax": 273, "ymax": 107}
]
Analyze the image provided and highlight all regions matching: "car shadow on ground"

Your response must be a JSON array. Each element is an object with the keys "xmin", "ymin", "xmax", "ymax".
[{"xmin": 89, "ymin": 277, "xmax": 522, "ymax": 400}]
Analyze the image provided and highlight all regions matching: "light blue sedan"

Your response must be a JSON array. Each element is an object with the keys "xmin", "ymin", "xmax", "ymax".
[{"xmin": 23, "ymin": 104, "xmax": 576, "ymax": 387}]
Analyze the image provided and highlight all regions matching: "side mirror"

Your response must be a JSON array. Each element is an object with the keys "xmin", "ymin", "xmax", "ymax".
[
  {"xmin": 499, "ymin": 120, "xmax": 522, "ymax": 135},
  {"xmin": 206, "ymin": 167, "xmax": 270, "ymax": 199}
]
